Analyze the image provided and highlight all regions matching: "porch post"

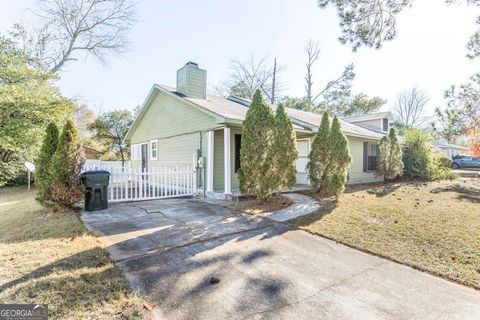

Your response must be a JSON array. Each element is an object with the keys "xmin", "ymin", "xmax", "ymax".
[
  {"xmin": 307, "ymin": 138, "xmax": 312, "ymax": 186},
  {"xmin": 206, "ymin": 130, "xmax": 214, "ymax": 192},
  {"xmin": 224, "ymin": 127, "xmax": 231, "ymax": 194}
]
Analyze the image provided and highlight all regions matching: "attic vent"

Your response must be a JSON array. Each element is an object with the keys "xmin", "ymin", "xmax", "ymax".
[
  {"xmin": 176, "ymin": 62, "xmax": 206, "ymax": 99},
  {"xmin": 227, "ymin": 95, "xmax": 251, "ymax": 107}
]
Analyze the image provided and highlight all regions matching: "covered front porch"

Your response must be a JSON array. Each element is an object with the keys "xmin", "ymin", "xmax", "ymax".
[{"xmin": 204, "ymin": 126, "xmax": 313, "ymax": 200}]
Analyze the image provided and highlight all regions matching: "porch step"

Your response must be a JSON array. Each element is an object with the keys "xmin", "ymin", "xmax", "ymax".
[{"xmin": 205, "ymin": 191, "xmax": 240, "ymax": 202}]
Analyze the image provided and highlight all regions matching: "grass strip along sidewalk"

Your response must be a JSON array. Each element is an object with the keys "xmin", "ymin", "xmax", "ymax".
[{"xmin": 0, "ymin": 187, "xmax": 146, "ymax": 319}]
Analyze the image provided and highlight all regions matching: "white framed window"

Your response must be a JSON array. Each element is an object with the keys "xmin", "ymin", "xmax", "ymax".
[{"xmin": 150, "ymin": 140, "xmax": 158, "ymax": 160}]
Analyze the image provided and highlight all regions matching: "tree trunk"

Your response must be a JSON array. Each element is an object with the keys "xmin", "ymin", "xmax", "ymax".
[
  {"xmin": 120, "ymin": 146, "xmax": 125, "ymax": 172},
  {"xmin": 271, "ymin": 58, "xmax": 277, "ymax": 105}
]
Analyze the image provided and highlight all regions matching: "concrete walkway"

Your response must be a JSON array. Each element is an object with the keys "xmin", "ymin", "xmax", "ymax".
[
  {"xmin": 81, "ymin": 198, "xmax": 480, "ymax": 320},
  {"xmin": 257, "ymin": 193, "xmax": 320, "ymax": 222}
]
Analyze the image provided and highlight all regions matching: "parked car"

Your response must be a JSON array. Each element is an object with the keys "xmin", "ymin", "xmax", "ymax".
[
  {"xmin": 452, "ymin": 154, "xmax": 467, "ymax": 160},
  {"xmin": 451, "ymin": 156, "xmax": 480, "ymax": 169}
]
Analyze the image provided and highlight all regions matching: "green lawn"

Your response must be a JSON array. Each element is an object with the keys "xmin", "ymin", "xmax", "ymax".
[
  {"xmin": 0, "ymin": 187, "xmax": 146, "ymax": 319},
  {"xmin": 289, "ymin": 179, "xmax": 480, "ymax": 289}
]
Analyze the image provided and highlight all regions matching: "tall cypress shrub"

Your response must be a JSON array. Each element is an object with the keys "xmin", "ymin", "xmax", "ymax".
[
  {"xmin": 377, "ymin": 128, "xmax": 403, "ymax": 181},
  {"xmin": 326, "ymin": 116, "xmax": 351, "ymax": 200},
  {"xmin": 307, "ymin": 111, "xmax": 331, "ymax": 191},
  {"xmin": 35, "ymin": 122, "xmax": 59, "ymax": 204},
  {"xmin": 271, "ymin": 103, "xmax": 298, "ymax": 191},
  {"xmin": 238, "ymin": 90, "xmax": 275, "ymax": 200},
  {"xmin": 403, "ymin": 129, "xmax": 435, "ymax": 180},
  {"xmin": 49, "ymin": 120, "xmax": 85, "ymax": 208},
  {"xmin": 326, "ymin": 173, "xmax": 346, "ymax": 202}
]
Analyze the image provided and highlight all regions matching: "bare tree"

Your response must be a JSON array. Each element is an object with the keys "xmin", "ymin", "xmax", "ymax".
[
  {"xmin": 313, "ymin": 63, "xmax": 355, "ymax": 110},
  {"xmin": 215, "ymin": 55, "xmax": 285, "ymax": 103},
  {"xmin": 271, "ymin": 58, "xmax": 277, "ymax": 104},
  {"xmin": 281, "ymin": 39, "xmax": 385, "ymax": 115},
  {"xmin": 393, "ymin": 87, "xmax": 430, "ymax": 128},
  {"xmin": 11, "ymin": 0, "xmax": 137, "ymax": 73},
  {"xmin": 302, "ymin": 40, "xmax": 355, "ymax": 112},
  {"xmin": 305, "ymin": 40, "xmax": 321, "ymax": 105}
]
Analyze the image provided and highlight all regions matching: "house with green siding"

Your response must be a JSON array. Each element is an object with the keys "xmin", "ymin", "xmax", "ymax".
[{"xmin": 124, "ymin": 62, "xmax": 391, "ymax": 199}]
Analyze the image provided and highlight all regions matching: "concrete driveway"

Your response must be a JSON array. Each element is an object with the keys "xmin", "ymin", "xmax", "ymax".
[{"xmin": 81, "ymin": 198, "xmax": 480, "ymax": 320}]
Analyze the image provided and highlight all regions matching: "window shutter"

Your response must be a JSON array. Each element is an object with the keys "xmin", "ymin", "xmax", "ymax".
[
  {"xmin": 234, "ymin": 134, "xmax": 242, "ymax": 173},
  {"xmin": 363, "ymin": 142, "xmax": 368, "ymax": 172}
]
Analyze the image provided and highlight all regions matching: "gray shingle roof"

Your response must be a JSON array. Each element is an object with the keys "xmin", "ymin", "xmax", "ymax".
[
  {"xmin": 157, "ymin": 84, "xmax": 383, "ymax": 140},
  {"xmin": 282, "ymin": 107, "xmax": 384, "ymax": 139}
]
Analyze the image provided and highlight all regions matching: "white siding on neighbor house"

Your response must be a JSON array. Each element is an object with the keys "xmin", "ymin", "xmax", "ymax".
[
  {"xmin": 441, "ymin": 148, "xmax": 465, "ymax": 158},
  {"xmin": 350, "ymin": 119, "xmax": 384, "ymax": 132}
]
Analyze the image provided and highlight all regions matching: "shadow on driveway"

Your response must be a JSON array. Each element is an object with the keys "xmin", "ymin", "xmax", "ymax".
[{"xmin": 81, "ymin": 198, "xmax": 480, "ymax": 320}]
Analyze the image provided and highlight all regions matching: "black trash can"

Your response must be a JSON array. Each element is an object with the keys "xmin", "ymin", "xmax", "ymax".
[{"xmin": 81, "ymin": 170, "xmax": 110, "ymax": 211}]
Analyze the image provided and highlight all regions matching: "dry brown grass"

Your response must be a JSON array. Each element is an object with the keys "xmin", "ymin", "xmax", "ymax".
[
  {"xmin": 289, "ymin": 179, "xmax": 480, "ymax": 289},
  {"xmin": 0, "ymin": 186, "xmax": 146, "ymax": 319},
  {"xmin": 228, "ymin": 194, "xmax": 293, "ymax": 215}
]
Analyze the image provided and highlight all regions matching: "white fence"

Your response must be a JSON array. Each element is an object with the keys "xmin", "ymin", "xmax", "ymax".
[
  {"xmin": 82, "ymin": 161, "xmax": 196, "ymax": 202},
  {"xmin": 102, "ymin": 166, "xmax": 196, "ymax": 202},
  {"xmin": 83, "ymin": 160, "xmax": 130, "ymax": 173}
]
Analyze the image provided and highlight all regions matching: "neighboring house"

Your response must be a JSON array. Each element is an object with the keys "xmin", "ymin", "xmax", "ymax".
[
  {"xmin": 343, "ymin": 112, "xmax": 394, "ymax": 135},
  {"xmin": 82, "ymin": 146, "xmax": 102, "ymax": 159},
  {"xmin": 434, "ymin": 141, "xmax": 471, "ymax": 158},
  {"xmin": 124, "ymin": 62, "xmax": 386, "ymax": 198}
]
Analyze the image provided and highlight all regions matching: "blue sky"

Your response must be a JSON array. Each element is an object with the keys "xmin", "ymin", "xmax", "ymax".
[{"xmin": 1, "ymin": 0, "xmax": 479, "ymax": 116}]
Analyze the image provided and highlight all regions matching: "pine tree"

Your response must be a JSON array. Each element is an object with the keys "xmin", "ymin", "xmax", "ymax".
[
  {"xmin": 307, "ymin": 111, "xmax": 331, "ymax": 191},
  {"xmin": 377, "ymin": 128, "xmax": 403, "ymax": 181},
  {"xmin": 325, "ymin": 116, "xmax": 351, "ymax": 200},
  {"xmin": 49, "ymin": 120, "xmax": 85, "ymax": 208},
  {"xmin": 35, "ymin": 122, "xmax": 59, "ymax": 204},
  {"xmin": 238, "ymin": 90, "xmax": 275, "ymax": 200},
  {"xmin": 270, "ymin": 103, "xmax": 298, "ymax": 191}
]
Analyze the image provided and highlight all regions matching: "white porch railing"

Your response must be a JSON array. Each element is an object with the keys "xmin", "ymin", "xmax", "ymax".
[
  {"xmin": 109, "ymin": 166, "xmax": 196, "ymax": 202},
  {"xmin": 82, "ymin": 165, "xmax": 196, "ymax": 202}
]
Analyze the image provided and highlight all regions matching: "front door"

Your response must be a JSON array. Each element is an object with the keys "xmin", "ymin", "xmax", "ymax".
[
  {"xmin": 141, "ymin": 143, "xmax": 148, "ymax": 172},
  {"xmin": 296, "ymin": 139, "xmax": 310, "ymax": 184}
]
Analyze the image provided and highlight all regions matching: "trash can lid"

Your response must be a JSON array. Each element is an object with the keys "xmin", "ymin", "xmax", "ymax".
[{"xmin": 81, "ymin": 170, "xmax": 110, "ymax": 175}]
